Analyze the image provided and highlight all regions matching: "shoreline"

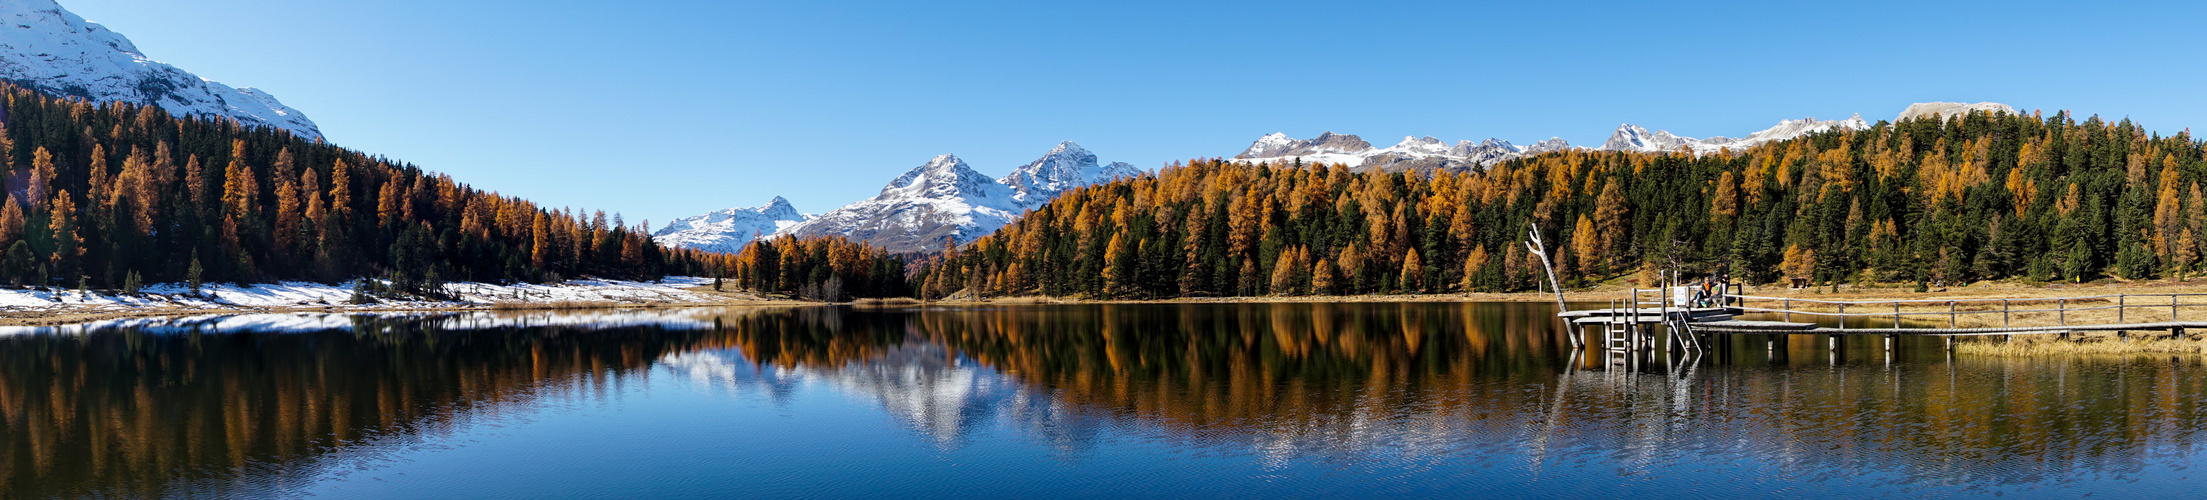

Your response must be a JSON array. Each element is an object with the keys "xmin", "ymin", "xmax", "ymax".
[
  {"xmin": 23, "ymin": 278, "xmax": 2207, "ymax": 352},
  {"xmin": 928, "ymin": 279, "xmax": 2207, "ymax": 305},
  {"xmin": 0, "ymin": 277, "xmax": 818, "ymax": 327}
]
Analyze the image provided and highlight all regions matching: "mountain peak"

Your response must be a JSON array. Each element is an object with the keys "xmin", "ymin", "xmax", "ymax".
[
  {"xmin": 884, "ymin": 154, "xmax": 997, "ymax": 200},
  {"xmin": 1047, "ymin": 141, "xmax": 1089, "ymax": 156},
  {"xmin": 0, "ymin": 0, "xmax": 322, "ymax": 138},
  {"xmin": 1001, "ymin": 141, "xmax": 1135, "ymax": 207},
  {"xmin": 1601, "ymin": 124, "xmax": 1694, "ymax": 152},
  {"xmin": 651, "ymin": 196, "xmax": 813, "ymax": 253},
  {"xmin": 762, "ymin": 196, "xmax": 799, "ymax": 218},
  {"xmin": 1899, "ymin": 102, "xmax": 2016, "ymax": 122}
]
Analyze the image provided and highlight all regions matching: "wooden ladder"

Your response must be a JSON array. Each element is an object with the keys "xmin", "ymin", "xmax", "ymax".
[{"xmin": 1603, "ymin": 299, "xmax": 1635, "ymax": 364}]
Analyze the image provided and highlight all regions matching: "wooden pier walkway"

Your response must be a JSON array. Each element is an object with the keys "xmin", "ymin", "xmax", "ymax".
[{"xmin": 1558, "ymin": 287, "xmax": 2207, "ymax": 356}]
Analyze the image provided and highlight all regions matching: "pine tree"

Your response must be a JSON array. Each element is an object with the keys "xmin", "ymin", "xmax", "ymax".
[
  {"xmin": 1461, "ymin": 246, "xmax": 1488, "ymax": 293},
  {"xmin": 0, "ymin": 196, "xmax": 22, "ymax": 247},
  {"xmin": 1311, "ymin": 258, "xmax": 1335, "ymax": 295},
  {"xmin": 1238, "ymin": 259, "xmax": 1259, "ymax": 296},
  {"xmin": 1399, "ymin": 248, "xmax": 1423, "ymax": 293},
  {"xmin": 1269, "ymin": 250, "xmax": 1296, "ymax": 295},
  {"xmin": 47, "ymin": 190, "xmax": 78, "ymax": 285}
]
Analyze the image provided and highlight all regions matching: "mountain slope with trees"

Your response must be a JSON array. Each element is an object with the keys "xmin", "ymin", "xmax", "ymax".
[
  {"xmin": 914, "ymin": 108, "xmax": 2204, "ymax": 299},
  {"xmin": 0, "ymin": 82, "xmax": 691, "ymax": 291}
]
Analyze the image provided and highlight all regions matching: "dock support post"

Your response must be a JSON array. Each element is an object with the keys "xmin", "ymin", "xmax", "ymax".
[
  {"xmin": 2119, "ymin": 295, "xmax": 2127, "ymax": 339},
  {"xmin": 1949, "ymin": 301, "xmax": 1957, "ymax": 328}
]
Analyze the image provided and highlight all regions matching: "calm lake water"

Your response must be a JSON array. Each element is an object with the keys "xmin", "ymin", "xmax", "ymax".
[{"xmin": 3, "ymin": 303, "xmax": 2204, "ymax": 499}]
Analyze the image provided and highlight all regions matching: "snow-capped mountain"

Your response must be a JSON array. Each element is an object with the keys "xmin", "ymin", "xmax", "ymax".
[
  {"xmin": 997, "ymin": 141, "xmax": 1142, "ymax": 206},
  {"xmin": 650, "ymin": 196, "xmax": 810, "ymax": 254},
  {"xmin": 1898, "ymin": 102, "xmax": 2016, "ymax": 122},
  {"xmin": 0, "ymin": 0, "xmax": 320, "ymax": 138},
  {"xmin": 779, "ymin": 153, "xmax": 1027, "ymax": 253},
  {"xmin": 659, "ymin": 142, "xmax": 1143, "ymax": 254},
  {"xmin": 1596, "ymin": 115, "xmax": 1870, "ymax": 155},
  {"xmin": 1230, "ymin": 114, "xmax": 1872, "ymax": 171},
  {"xmin": 1231, "ymin": 132, "xmax": 1571, "ymax": 173}
]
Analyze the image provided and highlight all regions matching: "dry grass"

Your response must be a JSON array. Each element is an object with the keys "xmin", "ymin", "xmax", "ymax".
[
  {"xmin": 978, "ymin": 296, "xmax": 1065, "ymax": 305},
  {"xmin": 850, "ymin": 297, "xmax": 924, "ymax": 306},
  {"xmin": 1957, "ymin": 335, "xmax": 2207, "ymax": 357}
]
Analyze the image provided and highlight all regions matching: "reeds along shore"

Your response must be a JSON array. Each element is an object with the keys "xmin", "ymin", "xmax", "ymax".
[{"xmin": 1957, "ymin": 335, "xmax": 2207, "ymax": 356}]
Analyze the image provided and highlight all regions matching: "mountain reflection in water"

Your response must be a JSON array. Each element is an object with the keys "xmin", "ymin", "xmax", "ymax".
[{"xmin": 3, "ymin": 304, "xmax": 2205, "ymax": 498}]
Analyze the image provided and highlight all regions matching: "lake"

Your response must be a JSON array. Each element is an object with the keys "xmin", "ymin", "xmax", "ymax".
[{"xmin": 3, "ymin": 303, "xmax": 2203, "ymax": 498}]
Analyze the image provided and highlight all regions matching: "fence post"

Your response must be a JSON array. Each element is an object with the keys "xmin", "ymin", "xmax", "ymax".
[
  {"xmin": 1894, "ymin": 301, "xmax": 1902, "ymax": 329},
  {"xmin": 1838, "ymin": 303, "xmax": 1846, "ymax": 330},
  {"xmin": 1949, "ymin": 301, "xmax": 1957, "ymax": 328},
  {"xmin": 2060, "ymin": 298, "xmax": 2070, "ymax": 341},
  {"xmin": 2118, "ymin": 295, "xmax": 2127, "ymax": 339},
  {"xmin": 1784, "ymin": 298, "xmax": 1792, "ymax": 322},
  {"xmin": 2003, "ymin": 299, "xmax": 2012, "ymax": 343}
]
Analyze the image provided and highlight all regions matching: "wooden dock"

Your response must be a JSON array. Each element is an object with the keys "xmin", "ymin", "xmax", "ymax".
[{"xmin": 1558, "ymin": 288, "xmax": 2207, "ymax": 358}]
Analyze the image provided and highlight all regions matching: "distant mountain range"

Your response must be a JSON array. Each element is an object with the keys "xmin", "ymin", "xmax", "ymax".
[
  {"xmin": 0, "ymin": 0, "xmax": 321, "ymax": 138},
  {"xmin": 1231, "ymin": 114, "xmax": 1881, "ymax": 173},
  {"xmin": 654, "ymin": 142, "xmax": 1139, "ymax": 254},
  {"xmin": 657, "ymin": 103, "xmax": 2014, "ymax": 255},
  {"xmin": 649, "ymin": 196, "xmax": 808, "ymax": 255}
]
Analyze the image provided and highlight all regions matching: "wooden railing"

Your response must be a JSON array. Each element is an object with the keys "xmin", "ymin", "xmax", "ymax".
[{"xmin": 1724, "ymin": 293, "xmax": 2207, "ymax": 332}]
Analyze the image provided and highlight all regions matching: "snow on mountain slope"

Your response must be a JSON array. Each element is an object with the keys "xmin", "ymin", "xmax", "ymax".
[
  {"xmin": 781, "ymin": 154, "xmax": 1027, "ymax": 254},
  {"xmin": 0, "ymin": 0, "xmax": 320, "ymax": 138},
  {"xmin": 764, "ymin": 142, "xmax": 1143, "ymax": 254},
  {"xmin": 1233, "ymin": 113, "xmax": 1873, "ymax": 172},
  {"xmin": 1597, "ymin": 115, "xmax": 1870, "ymax": 155},
  {"xmin": 1231, "ymin": 131, "xmax": 1570, "ymax": 173},
  {"xmin": 651, "ymin": 196, "xmax": 810, "ymax": 254},
  {"xmin": 998, "ymin": 141, "xmax": 1141, "ymax": 207},
  {"xmin": 1898, "ymin": 102, "xmax": 2016, "ymax": 122}
]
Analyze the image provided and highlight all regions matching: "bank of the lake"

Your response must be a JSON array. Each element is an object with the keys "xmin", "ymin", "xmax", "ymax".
[{"xmin": 0, "ymin": 276, "xmax": 813, "ymax": 326}]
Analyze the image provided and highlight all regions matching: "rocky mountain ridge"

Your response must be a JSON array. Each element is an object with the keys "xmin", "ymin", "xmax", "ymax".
[
  {"xmin": 659, "ymin": 141, "xmax": 1142, "ymax": 254},
  {"xmin": 1228, "ymin": 102, "xmax": 2014, "ymax": 172},
  {"xmin": 649, "ymin": 196, "xmax": 810, "ymax": 255},
  {"xmin": 0, "ymin": 0, "xmax": 321, "ymax": 138}
]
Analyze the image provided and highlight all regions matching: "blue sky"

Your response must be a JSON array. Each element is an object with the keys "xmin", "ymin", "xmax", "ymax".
[{"xmin": 60, "ymin": 0, "xmax": 2207, "ymax": 228}]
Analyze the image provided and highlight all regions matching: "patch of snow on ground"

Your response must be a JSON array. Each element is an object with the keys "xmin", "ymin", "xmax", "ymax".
[{"xmin": 0, "ymin": 277, "xmax": 728, "ymax": 317}]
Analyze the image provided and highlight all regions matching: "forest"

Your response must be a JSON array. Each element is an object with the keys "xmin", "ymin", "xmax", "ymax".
[
  {"xmin": 0, "ymin": 82, "xmax": 696, "ymax": 292},
  {"xmin": 703, "ymin": 235, "xmax": 912, "ymax": 301},
  {"xmin": 914, "ymin": 109, "xmax": 2207, "ymax": 299}
]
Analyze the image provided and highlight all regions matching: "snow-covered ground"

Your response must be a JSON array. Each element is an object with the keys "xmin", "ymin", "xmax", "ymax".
[
  {"xmin": 0, "ymin": 276, "xmax": 732, "ymax": 316},
  {"xmin": 0, "ymin": 307, "xmax": 738, "ymax": 337}
]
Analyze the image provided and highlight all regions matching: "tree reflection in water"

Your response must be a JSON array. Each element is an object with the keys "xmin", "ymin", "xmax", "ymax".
[{"xmin": 2, "ymin": 304, "xmax": 2205, "ymax": 497}]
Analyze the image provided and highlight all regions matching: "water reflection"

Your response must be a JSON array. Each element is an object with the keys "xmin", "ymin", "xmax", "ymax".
[
  {"xmin": 0, "ymin": 309, "xmax": 788, "ymax": 499},
  {"xmin": 3, "ymin": 304, "xmax": 2205, "ymax": 498}
]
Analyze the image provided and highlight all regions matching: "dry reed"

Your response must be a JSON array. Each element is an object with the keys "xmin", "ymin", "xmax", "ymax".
[{"xmin": 1957, "ymin": 336, "xmax": 2207, "ymax": 357}]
